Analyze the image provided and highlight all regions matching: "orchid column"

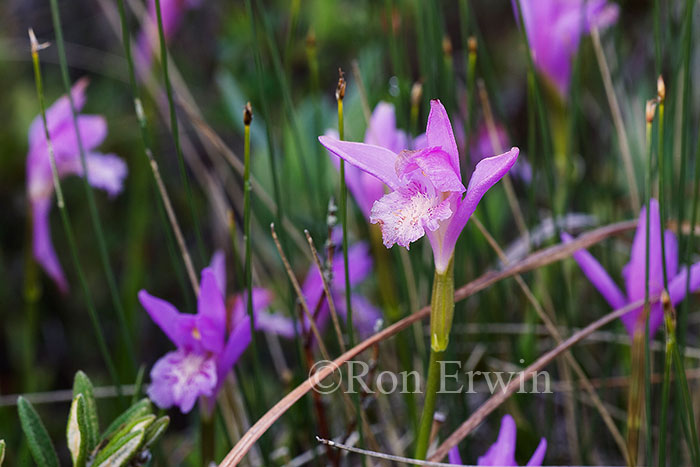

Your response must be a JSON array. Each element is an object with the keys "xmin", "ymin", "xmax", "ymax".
[{"xmin": 320, "ymin": 99, "xmax": 518, "ymax": 459}]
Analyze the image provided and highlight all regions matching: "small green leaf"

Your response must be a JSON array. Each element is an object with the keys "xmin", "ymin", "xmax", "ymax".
[
  {"xmin": 101, "ymin": 398, "xmax": 152, "ymax": 442},
  {"xmin": 92, "ymin": 430, "xmax": 145, "ymax": 467},
  {"xmin": 72, "ymin": 371, "xmax": 100, "ymax": 451},
  {"xmin": 17, "ymin": 396, "xmax": 59, "ymax": 467},
  {"xmin": 143, "ymin": 416, "xmax": 169, "ymax": 448},
  {"xmin": 0, "ymin": 439, "xmax": 6, "ymax": 466},
  {"xmin": 67, "ymin": 394, "xmax": 88, "ymax": 467}
]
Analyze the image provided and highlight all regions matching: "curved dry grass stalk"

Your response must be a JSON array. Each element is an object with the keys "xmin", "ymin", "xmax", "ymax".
[
  {"xmin": 428, "ymin": 296, "xmax": 656, "ymax": 462},
  {"xmin": 219, "ymin": 219, "xmax": 636, "ymax": 466},
  {"xmin": 470, "ymin": 216, "xmax": 628, "ymax": 460}
]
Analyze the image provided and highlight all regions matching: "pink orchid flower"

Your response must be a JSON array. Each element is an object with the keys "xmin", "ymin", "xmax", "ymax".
[
  {"xmin": 27, "ymin": 78, "xmax": 127, "ymax": 291},
  {"xmin": 513, "ymin": 0, "xmax": 619, "ymax": 96},
  {"xmin": 320, "ymin": 99, "xmax": 518, "ymax": 274}
]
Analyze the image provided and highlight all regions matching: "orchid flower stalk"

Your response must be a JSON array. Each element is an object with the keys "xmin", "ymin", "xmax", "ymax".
[{"xmin": 320, "ymin": 99, "xmax": 518, "ymax": 459}]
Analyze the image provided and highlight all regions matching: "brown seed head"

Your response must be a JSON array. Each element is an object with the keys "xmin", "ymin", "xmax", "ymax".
[
  {"xmin": 336, "ymin": 68, "xmax": 346, "ymax": 101},
  {"xmin": 468, "ymin": 36, "xmax": 477, "ymax": 54},
  {"xmin": 305, "ymin": 29, "xmax": 316, "ymax": 49},
  {"xmin": 657, "ymin": 75, "xmax": 665, "ymax": 102},
  {"xmin": 645, "ymin": 99, "xmax": 657, "ymax": 123},
  {"xmin": 243, "ymin": 102, "xmax": 253, "ymax": 126},
  {"xmin": 442, "ymin": 36, "xmax": 452, "ymax": 56},
  {"xmin": 411, "ymin": 81, "xmax": 423, "ymax": 108}
]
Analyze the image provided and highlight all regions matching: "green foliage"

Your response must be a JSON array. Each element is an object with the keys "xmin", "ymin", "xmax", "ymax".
[
  {"xmin": 17, "ymin": 396, "xmax": 59, "ymax": 467},
  {"xmin": 16, "ymin": 372, "xmax": 167, "ymax": 467},
  {"xmin": 72, "ymin": 370, "xmax": 100, "ymax": 451},
  {"xmin": 66, "ymin": 394, "xmax": 88, "ymax": 467}
]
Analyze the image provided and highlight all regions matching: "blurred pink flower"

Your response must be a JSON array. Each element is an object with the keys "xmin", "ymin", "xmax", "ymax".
[
  {"xmin": 321, "ymin": 99, "xmax": 518, "ymax": 273},
  {"xmin": 471, "ymin": 122, "xmax": 531, "ymax": 184},
  {"xmin": 513, "ymin": 0, "xmax": 619, "ymax": 96},
  {"xmin": 139, "ymin": 251, "xmax": 284, "ymax": 413},
  {"xmin": 136, "ymin": 0, "xmax": 202, "ymax": 72},
  {"xmin": 26, "ymin": 78, "xmax": 127, "ymax": 291},
  {"xmin": 563, "ymin": 199, "xmax": 700, "ymax": 337},
  {"xmin": 269, "ymin": 236, "xmax": 381, "ymax": 340},
  {"xmin": 449, "ymin": 414, "xmax": 547, "ymax": 466}
]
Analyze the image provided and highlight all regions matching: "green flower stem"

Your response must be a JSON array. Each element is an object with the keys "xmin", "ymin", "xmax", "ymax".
[
  {"xmin": 430, "ymin": 260, "xmax": 455, "ymax": 352},
  {"xmin": 414, "ymin": 349, "xmax": 446, "ymax": 460},
  {"xmin": 415, "ymin": 259, "xmax": 454, "ymax": 460}
]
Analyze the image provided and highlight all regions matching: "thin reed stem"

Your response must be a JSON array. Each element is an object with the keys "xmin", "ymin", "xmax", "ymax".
[
  {"xmin": 114, "ymin": 0, "xmax": 200, "ymax": 294},
  {"xmin": 591, "ymin": 27, "xmax": 640, "ymax": 211},
  {"xmin": 152, "ymin": 0, "xmax": 206, "ymax": 265},
  {"xmin": 47, "ymin": 0, "xmax": 136, "ymax": 374},
  {"xmin": 28, "ymin": 30, "xmax": 122, "ymax": 401}
]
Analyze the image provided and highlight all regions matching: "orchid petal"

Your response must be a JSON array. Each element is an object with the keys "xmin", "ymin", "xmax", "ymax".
[
  {"xmin": 668, "ymin": 262, "xmax": 700, "ymax": 307},
  {"xmin": 562, "ymin": 232, "xmax": 627, "ymax": 309},
  {"xmin": 425, "ymin": 100, "xmax": 460, "ymax": 173},
  {"xmin": 196, "ymin": 268, "xmax": 226, "ymax": 353},
  {"xmin": 318, "ymin": 136, "xmax": 401, "ymax": 190},
  {"xmin": 526, "ymin": 438, "xmax": 548, "ymax": 466},
  {"xmin": 255, "ymin": 311, "xmax": 296, "ymax": 338},
  {"xmin": 477, "ymin": 414, "xmax": 518, "ymax": 466},
  {"xmin": 217, "ymin": 316, "xmax": 252, "ymax": 386},
  {"xmin": 664, "ymin": 230, "xmax": 678, "ymax": 278},
  {"xmin": 396, "ymin": 148, "xmax": 465, "ymax": 193},
  {"xmin": 434, "ymin": 148, "xmax": 519, "ymax": 272},
  {"xmin": 31, "ymin": 197, "xmax": 68, "ymax": 292},
  {"xmin": 138, "ymin": 290, "xmax": 197, "ymax": 349},
  {"xmin": 209, "ymin": 250, "xmax": 226, "ymax": 295},
  {"xmin": 623, "ymin": 199, "xmax": 664, "ymax": 302},
  {"xmin": 447, "ymin": 446, "xmax": 462, "ymax": 465}
]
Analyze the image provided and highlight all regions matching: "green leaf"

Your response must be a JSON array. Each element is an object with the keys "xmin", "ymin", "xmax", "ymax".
[
  {"xmin": 17, "ymin": 396, "xmax": 59, "ymax": 467},
  {"xmin": 72, "ymin": 371, "xmax": 100, "ymax": 451},
  {"xmin": 92, "ymin": 430, "xmax": 145, "ymax": 467},
  {"xmin": 100, "ymin": 398, "xmax": 152, "ymax": 442},
  {"xmin": 0, "ymin": 439, "xmax": 6, "ymax": 466},
  {"xmin": 67, "ymin": 394, "xmax": 88, "ymax": 467},
  {"xmin": 143, "ymin": 416, "xmax": 169, "ymax": 448}
]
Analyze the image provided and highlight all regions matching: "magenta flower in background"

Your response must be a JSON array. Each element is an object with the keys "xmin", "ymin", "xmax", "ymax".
[
  {"xmin": 136, "ymin": 0, "xmax": 202, "ymax": 71},
  {"xmin": 271, "ymin": 238, "xmax": 381, "ymax": 339},
  {"xmin": 320, "ymin": 99, "xmax": 519, "ymax": 273},
  {"xmin": 448, "ymin": 414, "xmax": 547, "ymax": 466},
  {"xmin": 471, "ymin": 122, "xmax": 531, "ymax": 184},
  {"xmin": 139, "ymin": 251, "xmax": 284, "ymax": 413},
  {"xmin": 27, "ymin": 78, "xmax": 127, "ymax": 291},
  {"xmin": 563, "ymin": 199, "xmax": 700, "ymax": 337},
  {"xmin": 513, "ymin": 0, "xmax": 619, "ymax": 96},
  {"xmin": 325, "ymin": 102, "xmax": 420, "ymax": 219}
]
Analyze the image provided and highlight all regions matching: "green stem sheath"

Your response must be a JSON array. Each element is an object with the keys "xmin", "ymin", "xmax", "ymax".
[{"xmin": 415, "ymin": 259, "xmax": 455, "ymax": 459}]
